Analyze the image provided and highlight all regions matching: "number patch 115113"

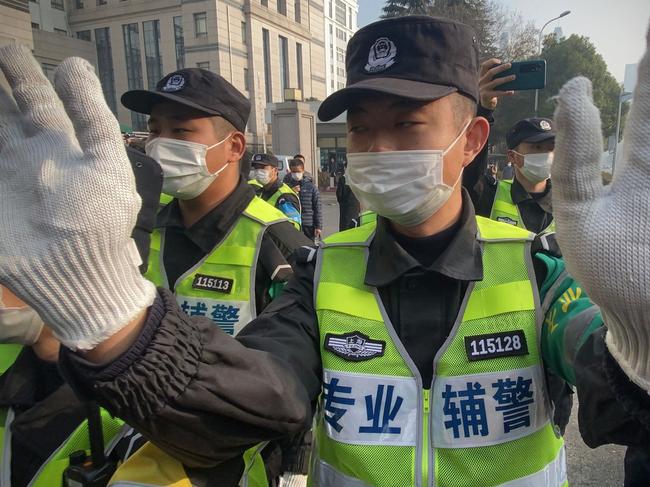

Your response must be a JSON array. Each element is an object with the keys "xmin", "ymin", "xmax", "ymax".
[
  {"xmin": 464, "ymin": 330, "xmax": 529, "ymax": 361},
  {"xmin": 192, "ymin": 274, "xmax": 234, "ymax": 294}
]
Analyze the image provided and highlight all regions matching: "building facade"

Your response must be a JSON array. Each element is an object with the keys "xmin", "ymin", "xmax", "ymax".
[
  {"xmin": 66, "ymin": 0, "xmax": 327, "ymax": 147},
  {"xmin": 323, "ymin": 0, "xmax": 356, "ymax": 95}
]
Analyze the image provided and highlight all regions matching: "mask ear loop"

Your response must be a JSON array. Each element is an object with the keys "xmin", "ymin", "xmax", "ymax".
[
  {"xmin": 443, "ymin": 119, "xmax": 474, "ymax": 156},
  {"xmin": 204, "ymin": 133, "xmax": 235, "ymax": 176}
]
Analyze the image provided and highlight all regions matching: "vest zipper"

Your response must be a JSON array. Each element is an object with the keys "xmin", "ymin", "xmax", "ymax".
[{"xmin": 422, "ymin": 389, "xmax": 430, "ymax": 487}]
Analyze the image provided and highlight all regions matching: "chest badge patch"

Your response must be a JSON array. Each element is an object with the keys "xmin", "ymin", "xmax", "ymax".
[
  {"xmin": 496, "ymin": 216, "xmax": 518, "ymax": 226},
  {"xmin": 324, "ymin": 332, "xmax": 386, "ymax": 362},
  {"xmin": 191, "ymin": 274, "xmax": 234, "ymax": 294}
]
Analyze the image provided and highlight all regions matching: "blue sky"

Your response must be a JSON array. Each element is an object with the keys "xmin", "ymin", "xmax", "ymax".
[{"xmin": 357, "ymin": 0, "xmax": 650, "ymax": 82}]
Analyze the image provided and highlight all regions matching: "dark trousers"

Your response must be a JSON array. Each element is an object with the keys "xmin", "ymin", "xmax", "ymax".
[{"xmin": 302, "ymin": 226, "xmax": 316, "ymax": 241}]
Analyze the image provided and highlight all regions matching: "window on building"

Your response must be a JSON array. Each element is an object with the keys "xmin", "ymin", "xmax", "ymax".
[
  {"xmin": 330, "ymin": 79, "xmax": 334, "ymax": 89},
  {"xmin": 261, "ymin": 0, "xmax": 268, "ymax": 6},
  {"xmin": 197, "ymin": 61, "xmax": 210, "ymax": 70},
  {"xmin": 75, "ymin": 0, "xmax": 83, "ymax": 8},
  {"xmin": 337, "ymin": 81, "xmax": 344, "ymax": 90},
  {"xmin": 143, "ymin": 20, "xmax": 163, "ymax": 90},
  {"xmin": 348, "ymin": 6, "xmax": 353, "ymax": 28},
  {"xmin": 328, "ymin": 1, "xmax": 332, "ymax": 18},
  {"xmin": 278, "ymin": 35, "xmax": 289, "ymax": 95},
  {"xmin": 277, "ymin": 0, "xmax": 286, "ymax": 15},
  {"xmin": 337, "ymin": 66, "xmax": 344, "ymax": 77},
  {"xmin": 335, "ymin": 0, "xmax": 346, "ymax": 25},
  {"xmin": 77, "ymin": 30, "xmax": 91, "ymax": 41},
  {"xmin": 244, "ymin": 68, "xmax": 250, "ymax": 91},
  {"xmin": 94, "ymin": 27, "xmax": 117, "ymax": 114},
  {"xmin": 296, "ymin": 42, "xmax": 303, "ymax": 91},
  {"xmin": 294, "ymin": 0, "xmax": 301, "ymax": 23},
  {"xmin": 194, "ymin": 12, "xmax": 207, "ymax": 39},
  {"xmin": 97, "ymin": 0, "xmax": 107, "ymax": 5},
  {"xmin": 54, "ymin": 28, "xmax": 67, "ymax": 35},
  {"xmin": 241, "ymin": 21, "xmax": 246, "ymax": 42},
  {"xmin": 41, "ymin": 63, "xmax": 57, "ymax": 81},
  {"xmin": 336, "ymin": 47, "xmax": 344, "ymax": 63},
  {"xmin": 122, "ymin": 23, "xmax": 146, "ymax": 130},
  {"xmin": 262, "ymin": 28, "xmax": 272, "ymax": 102},
  {"xmin": 31, "ymin": 22, "xmax": 40, "ymax": 29},
  {"xmin": 336, "ymin": 28, "xmax": 346, "ymax": 41},
  {"xmin": 50, "ymin": 0, "xmax": 64, "ymax": 10},
  {"xmin": 173, "ymin": 16, "xmax": 185, "ymax": 69}
]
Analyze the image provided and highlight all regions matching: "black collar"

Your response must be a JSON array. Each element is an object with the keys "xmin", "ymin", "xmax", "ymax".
[
  {"xmin": 512, "ymin": 176, "xmax": 553, "ymax": 213},
  {"xmin": 156, "ymin": 179, "xmax": 255, "ymax": 254},
  {"xmin": 366, "ymin": 190, "xmax": 484, "ymax": 287}
]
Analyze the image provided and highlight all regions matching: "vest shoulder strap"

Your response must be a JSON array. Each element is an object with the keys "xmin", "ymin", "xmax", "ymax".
[
  {"xmin": 477, "ymin": 215, "xmax": 534, "ymax": 242},
  {"xmin": 322, "ymin": 221, "xmax": 376, "ymax": 247},
  {"xmin": 244, "ymin": 195, "xmax": 289, "ymax": 225}
]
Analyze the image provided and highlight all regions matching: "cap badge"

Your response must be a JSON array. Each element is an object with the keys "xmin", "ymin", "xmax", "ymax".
[
  {"xmin": 540, "ymin": 120, "xmax": 552, "ymax": 131},
  {"xmin": 364, "ymin": 37, "xmax": 397, "ymax": 74},
  {"xmin": 161, "ymin": 74, "xmax": 186, "ymax": 92},
  {"xmin": 254, "ymin": 154, "xmax": 262, "ymax": 161}
]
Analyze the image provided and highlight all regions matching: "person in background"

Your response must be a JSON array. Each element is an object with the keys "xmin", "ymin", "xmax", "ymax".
[
  {"xmin": 501, "ymin": 160, "xmax": 514, "ymax": 180},
  {"xmin": 251, "ymin": 153, "xmax": 302, "ymax": 229},
  {"xmin": 289, "ymin": 158, "xmax": 322, "ymax": 241},
  {"xmin": 335, "ymin": 161, "xmax": 360, "ymax": 230}
]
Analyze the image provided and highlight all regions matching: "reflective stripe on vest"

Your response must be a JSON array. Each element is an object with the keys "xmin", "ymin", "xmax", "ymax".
[
  {"xmin": 310, "ymin": 217, "xmax": 566, "ymax": 487},
  {"xmin": 145, "ymin": 197, "xmax": 287, "ymax": 336},
  {"xmin": 490, "ymin": 180, "xmax": 555, "ymax": 234},
  {"xmin": 358, "ymin": 211, "xmax": 377, "ymax": 226},
  {"xmin": 0, "ymin": 407, "xmax": 124, "ymax": 487}
]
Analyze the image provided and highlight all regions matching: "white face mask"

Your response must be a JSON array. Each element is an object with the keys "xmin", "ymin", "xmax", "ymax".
[
  {"xmin": 291, "ymin": 172, "xmax": 304, "ymax": 181},
  {"xmin": 254, "ymin": 168, "xmax": 272, "ymax": 185},
  {"xmin": 145, "ymin": 134, "xmax": 232, "ymax": 200},
  {"xmin": 0, "ymin": 306, "xmax": 44, "ymax": 345},
  {"xmin": 516, "ymin": 151, "xmax": 553, "ymax": 184},
  {"xmin": 346, "ymin": 121, "xmax": 471, "ymax": 227}
]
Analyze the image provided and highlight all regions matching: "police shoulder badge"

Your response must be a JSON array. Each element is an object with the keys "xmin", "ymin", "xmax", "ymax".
[
  {"xmin": 162, "ymin": 74, "xmax": 186, "ymax": 92},
  {"xmin": 364, "ymin": 37, "xmax": 397, "ymax": 74},
  {"xmin": 324, "ymin": 331, "xmax": 386, "ymax": 361}
]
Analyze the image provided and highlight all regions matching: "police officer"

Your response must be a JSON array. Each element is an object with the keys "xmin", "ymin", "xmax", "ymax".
[
  {"xmin": 250, "ymin": 153, "xmax": 302, "ymax": 229},
  {"xmin": 3, "ymin": 16, "xmax": 650, "ymax": 487}
]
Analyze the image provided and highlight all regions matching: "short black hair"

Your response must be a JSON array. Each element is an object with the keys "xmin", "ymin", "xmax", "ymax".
[
  {"xmin": 289, "ymin": 158, "xmax": 304, "ymax": 168},
  {"xmin": 293, "ymin": 154, "xmax": 305, "ymax": 160}
]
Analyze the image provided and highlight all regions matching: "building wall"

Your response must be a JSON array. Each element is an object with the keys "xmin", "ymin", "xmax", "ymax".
[
  {"xmin": 0, "ymin": 1, "xmax": 33, "ymax": 48},
  {"xmin": 29, "ymin": 0, "xmax": 68, "ymax": 33},
  {"xmin": 324, "ymin": 0, "xmax": 357, "ymax": 95},
  {"xmin": 66, "ymin": 0, "xmax": 326, "ymax": 144},
  {"xmin": 33, "ymin": 29, "xmax": 97, "ymax": 81}
]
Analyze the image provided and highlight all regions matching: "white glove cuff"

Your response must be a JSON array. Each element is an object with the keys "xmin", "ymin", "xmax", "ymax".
[
  {"xmin": 9, "ymin": 238, "xmax": 156, "ymax": 350},
  {"xmin": 604, "ymin": 310, "xmax": 650, "ymax": 395}
]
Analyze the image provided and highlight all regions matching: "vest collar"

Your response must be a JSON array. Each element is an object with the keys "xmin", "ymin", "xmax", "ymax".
[{"xmin": 365, "ymin": 190, "xmax": 483, "ymax": 287}]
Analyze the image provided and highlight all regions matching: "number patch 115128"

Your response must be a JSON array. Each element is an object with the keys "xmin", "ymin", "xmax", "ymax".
[
  {"xmin": 192, "ymin": 274, "xmax": 234, "ymax": 294},
  {"xmin": 464, "ymin": 330, "xmax": 529, "ymax": 361}
]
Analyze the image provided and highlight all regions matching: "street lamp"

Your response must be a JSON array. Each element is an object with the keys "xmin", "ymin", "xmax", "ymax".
[{"xmin": 534, "ymin": 10, "xmax": 571, "ymax": 116}]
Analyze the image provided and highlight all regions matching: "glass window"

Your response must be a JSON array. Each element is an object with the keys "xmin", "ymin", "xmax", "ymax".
[
  {"xmin": 294, "ymin": 0, "xmax": 301, "ymax": 23},
  {"xmin": 296, "ymin": 43, "xmax": 303, "ymax": 91},
  {"xmin": 94, "ymin": 27, "xmax": 117, "ymax": 114},
  {"xmin": 50, "ymin": 0, "xmax": 64, "ymax": 10},
  {"xmin": 244, "ymin": 68, "xmax": 250, "ymax": 91},
  {"xmin": 31, "ymin": 22, "xmax": 40, "ymax": 29},
  {"xmin": 41, "ymin": 63, "xmax": 57, "ymax": 81},
  {"xmin": 241, "ymin": 21, "xmax": 246, "ymax": 43},
  {"xmin": 143, "ymin": 20, "xmax": 163, "ymax": 90},
  {"xmin": 335, "ymin": 0, "xmax": 346, "ymax": 25},
  {"xmin": 336, "ymin": 47, "xmax": 345, "ymax": 63},
  {"xmin": 277, "ymin": 0, "xmax": 286, "ymax": 15},
  {"xmin": 262, "ymin": 28, "xmax": 272, "ymax": 102},
  {"xmin": 336, "ymin": 28, "xmax": 346, "ymax": 41},
  {"xmin": 278, "ymin": 35, "xmax": 289, "ymax": 95},
  {"xmin": 328, "ymin": 1, "xmax": 332, "ymax": 18},
  {"xmin": 75, "ymin": 0, "xmax": 84, "ymax": 8},
  {"xmin": 173, "ymin": 16, "xmax": 185, "ymax": 69},
  {"xmin": 54, "ymin": 28, "xmax": 67, "ymax": 35},
  {"xmin": 197, "ymin": 61, "xmax": 210, "ymax": 70},
  {"xmin": 261, "ymin": 0, "xmax": 268, "ymax": 6},
  {"xmin": 348, "ymin": 6, "xmax": 353, "ymax": 28},
  {"xmin": 194, "ymin": 12, "xmax": 207, "ymax": 39},
  {"xmin": 122, "ymin": 23, "xmax": 146, "ymax": 130},
  {"xmin": 97, "ymin": 0, "xmax": 107, "ymax": 5},
  {"xmin": 77, "ymin": 30, "xmax": 91, "ymax": 41}
]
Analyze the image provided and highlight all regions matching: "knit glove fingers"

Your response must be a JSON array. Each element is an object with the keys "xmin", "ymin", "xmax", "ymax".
[
  {"xmin": 552, "ymin": 21, "xmax": 650, "ymax": 392},
  {"xmin": 0, "ymin": 45, "xmax": 155, "ymax": 350}
]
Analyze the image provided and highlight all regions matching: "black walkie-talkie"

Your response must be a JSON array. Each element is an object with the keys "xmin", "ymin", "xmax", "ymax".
[{"xmin": 63, "ymin": 402, "xmax": 118, "ymax": 487}]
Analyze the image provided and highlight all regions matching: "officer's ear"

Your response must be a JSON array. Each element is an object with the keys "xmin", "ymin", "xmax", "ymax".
[
  {"xmin": 507, "ymin": 149, "xmax": 523, "ymax": 168},
  {"xmin": 226, "ymin": 131, "xmax": 246, "ymax": 165},
  {"xmin": 461, "ymin": 117, "xmax": 489, "ymax": 168}
]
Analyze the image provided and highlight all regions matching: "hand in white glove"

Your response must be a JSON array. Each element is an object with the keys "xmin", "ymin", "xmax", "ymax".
[
  {"xmin": 0, "ymin": 45, "xmax": 155, "ymax": 350},
  {"xmin": 551, "ymin": 22, "xmax": 650, "ymax": 391}
]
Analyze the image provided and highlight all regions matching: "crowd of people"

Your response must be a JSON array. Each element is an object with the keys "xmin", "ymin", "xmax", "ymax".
[{"xmin": 0, "ymin": 12, "xmax": 649, "ymax": 487}]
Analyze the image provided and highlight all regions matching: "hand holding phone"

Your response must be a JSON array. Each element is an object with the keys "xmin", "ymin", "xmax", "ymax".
[
  {"xmin": 479, "ymin": 59, "xmax": 517, "ymax": 110},
  {"xmin": 494, "ymin": 60, "xmax": 546, "ymax": 91}
]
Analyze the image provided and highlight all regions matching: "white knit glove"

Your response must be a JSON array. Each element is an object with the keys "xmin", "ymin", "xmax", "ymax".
[
  {"xmin": 551, "ymin": 22, "xmax": 650, "ymax": 392},
  {"xmin": 0, "ymin": 44, "xmax": 156, "ymax": 350}
]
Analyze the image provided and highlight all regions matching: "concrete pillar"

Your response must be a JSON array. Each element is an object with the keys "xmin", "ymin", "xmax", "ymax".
[{"xmin": 271, "ymin": 101, "xmax": 318, "ymax": 178}]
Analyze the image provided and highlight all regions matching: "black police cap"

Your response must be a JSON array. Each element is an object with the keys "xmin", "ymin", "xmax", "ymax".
[
  {"xmin": 251, "ymin": 153, "xmax": 279, "ymax": 168},
  {"xmin": 121, "ymin": 68, "xmax": 251, "ymax": 133},
  {"xmin": 319, "ymin": 15, "xmax": 479, "ymax": 121},
  {"xmin": 506, "ymin": 118, "xmax": 555, "ymax": 150}
]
